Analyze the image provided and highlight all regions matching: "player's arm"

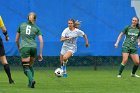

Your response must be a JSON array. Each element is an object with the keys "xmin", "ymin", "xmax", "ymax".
[
  {"xmin": 0, "ymin": 17, "xmax": 9, "ymax": 41},
  {"xmin": 15, "ymin": 32, "xmax": 20, "ymax": 50},
  {"xmin": 83, "ymin": 34, "xmax": 89, "ymax": 47},
  {"xmin": 137, "ymin": 32, "xmax": 140, "ymax": 47},
  {"xmin": 38, "ymin": 35, "xmax": 43, "ymax": 61},
  {"xmin": 77, "ymin": 29, "xmax": 89, "ymax": 47},
  {"xmin": 60, "ymin": 36, "xmax": 72, "ymax": 42},
  {"xmin": 114, "ymin": 32, "xmax": 124, "ymax": 48},
  {"xmin": 60, "ymin": 28, "xmax": 72, "ymax": 42},
  {"xmin": 1, "ymin": 26, "xmax": 9, "ymax": 41},
  {"xmin": 137, "ymin": 37, "xmax": 140, "ymax": 47}
]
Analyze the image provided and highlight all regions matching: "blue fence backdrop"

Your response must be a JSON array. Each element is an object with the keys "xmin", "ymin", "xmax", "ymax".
[{"xmin": 0, "ymin": 0, "xmax": 139, "ymax": 56}]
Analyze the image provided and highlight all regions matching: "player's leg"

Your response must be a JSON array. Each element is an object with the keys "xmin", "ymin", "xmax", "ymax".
[
  {"xmin": 60, "ymin": 48, "xmax": 66, "ymax": 72},
  {"xmin": 130, "ymin": 52, "xmax": 139, "ymax": 77},
  {"xmin": 0, "ymin": 56, "xmax": 14, "ymax": 84},
  {"xmin": 62, "ymin": 51, "xmax": 73, "ymax": 77},
  {"xmin": 30, "ymin": 48, "xmax": 37, "ymax": 77},
  {"xmin": 117, "ymin": 53, "xmax": 129, "ymax": 77},
  {"xmin": 60, "ymin": 47, "xmax": 65, "ymax": 69},
  {"xmin": 20, "ymin": 47, "xmax": 34, "ymax": 88},
  {"xmin": 26, "ymin": 57, "xmax": 35, "ymax": 87},
  {"xmin": 63, "ymin": 51, "xmax": 72, "ymax": 62},
  {"xmin": 28, "ymin": 48, "xmax": 37, "ymax": 88},
  {"xmin": 22, "ymin": 57, "xmax": 35, "ymax": 87},
  {"xmin": 0, "ymin": 38, "xmax": 14, "ymax": 84},
  {"xmin": 60, "ymin": 55, "xmax": 63, "ymax": 69},
  {"xmin": 30, "ymin": 47, "xmax": 37, "ymax": 77},
  {"xmin": 30, "ymin": 57, "xmax": 35, "ymax": 77}
]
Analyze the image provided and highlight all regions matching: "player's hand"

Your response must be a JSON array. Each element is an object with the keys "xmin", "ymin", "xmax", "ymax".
[
  {"xmin": 5, "ymin": 35, "xmax": 9, "ymax": 41},
  {"xmin": 138, "ymin": 42, "xmax": 140, "ymax": 48},
  {"xmin": 66, "ymin": 37, "xmax": 73, "ymax": 40},
  {"xmin": 38, "ymin": 54, "xmax": 43, "ymax": 62},
  {"xmin": 85, "ymin": 43, "xmax": 89, "ymax": 48},
  {"xmin": 114, "ymin": 43, "xmax": 118, "ymax": 48}
]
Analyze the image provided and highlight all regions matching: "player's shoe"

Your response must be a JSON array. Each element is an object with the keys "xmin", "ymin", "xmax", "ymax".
[
  {"xmin": 9, "ymin": 79, "xmax": 15, "ymax": 84},
  {"xmin": 117, "ymin": 75, "xmax": 121, "ymax": 78},
  {"xmin": 63, "ymin": 73, "xmax": 68, "ymax": 78},
  {"xmin": 131, "ymin": 73, "xmax": 140, "ymax": 77},
  {"xmin": 30, "ymin": 80, "xmax": 36, "ymax": 88}
]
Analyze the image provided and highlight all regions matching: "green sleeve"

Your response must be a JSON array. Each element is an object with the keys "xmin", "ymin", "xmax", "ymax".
[
  {"xmin": 36, "ymin": 27, "xmax": 42, "ymax": 36},
  {"xmin": 122, "ymin": 26, "xmax": 129, "ymax": 34},
  {"xmin": 17, "ymin": 25, "xmax": 20, "ymax": 33}
]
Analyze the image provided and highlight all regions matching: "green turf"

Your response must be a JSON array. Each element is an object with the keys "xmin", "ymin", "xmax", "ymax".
[{"xmin": 0, "ymin": 67, "xmax": 140, "ymax": 93}]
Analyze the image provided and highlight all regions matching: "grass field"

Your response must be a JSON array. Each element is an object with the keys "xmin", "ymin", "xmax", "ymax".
[{"xmin": 0, "ymin": 67, "xmax": 140, "ymax": 93}]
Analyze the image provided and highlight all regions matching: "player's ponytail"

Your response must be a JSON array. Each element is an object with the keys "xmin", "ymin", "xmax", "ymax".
[
  {"xmin": 134, "ymin": 16, "xmax": 140, "ymax": 29},
  {"xmin": 75, "ymin": 20, "xmax": 81, "ymax": 29}
]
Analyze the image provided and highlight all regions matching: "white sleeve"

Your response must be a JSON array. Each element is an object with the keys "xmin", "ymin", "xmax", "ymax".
[
  {"xmin": 61, "ymin": 28, "xmax": 67, "ymax": 37},
  {"xmin": 77, "ymin": 29, "xmax": 85, "ymax": 37}
]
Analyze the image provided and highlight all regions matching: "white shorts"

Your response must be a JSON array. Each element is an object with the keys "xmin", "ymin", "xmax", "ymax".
[{"xmin": 60, "ymin": 46, "xmax": 76, "ymax": 55}]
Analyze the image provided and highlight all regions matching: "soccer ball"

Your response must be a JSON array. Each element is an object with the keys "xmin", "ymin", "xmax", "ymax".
[{"xmin": 54, "ymin": 68, "xmax": 63, "ymax": 77}]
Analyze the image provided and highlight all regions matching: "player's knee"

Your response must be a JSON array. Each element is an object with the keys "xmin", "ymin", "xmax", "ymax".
[
  {"xmin": 1, "ymin": 61, "xmax": 8, "ymax": 65},
  {"xmin": 22, "ymin": 59, "xmax": 30, "ymax": 62},
  {"xmin": 63, "ymin": 56, "xmax": 68, "ymax": 62},
  {"xmin": 134, "ymin": 61, "xmax": 139, "ymax": 65},
  {"xmin": 122, "ymin": 59, "xmax": 128, "ymax": 64},
  {"xmin": 0, "ymin": 56, "xmax": 8, "ymax": 65}
]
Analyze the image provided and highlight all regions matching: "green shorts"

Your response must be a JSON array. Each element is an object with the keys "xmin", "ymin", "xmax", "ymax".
[
  {"xmin": 122, "ymin": 47, "xmax": 138, "ymax": 54},
  {"xmin": 20, "ymin": 47, "xmax": 37, "ymax": 58}
]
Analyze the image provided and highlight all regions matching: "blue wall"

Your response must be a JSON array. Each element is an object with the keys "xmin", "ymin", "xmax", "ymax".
[{"xmin": 0, "ymin": 0, "xmax": 138, "ymax": 56}]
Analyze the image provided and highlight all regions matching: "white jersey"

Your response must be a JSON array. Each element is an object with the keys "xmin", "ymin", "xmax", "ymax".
[{"xmin": 60, "ymin": 27, "xmax": 85, "ymax": 55}]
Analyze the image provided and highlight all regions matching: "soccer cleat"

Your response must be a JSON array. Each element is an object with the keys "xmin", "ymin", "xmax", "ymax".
[
  {"xmin": 9, "ymin": 79, "xmax": 15, "ymax": 84},
  {"xmin": 131, "ymin": 74, "xmax": 140, "ymax": 77},
  {"xmin": 30, "ymin": 80, "xmax": 36, "ymax": 88},
  {"xmin": 63, "ymin": 73, "xmax": 68, "ymax": 78},
  {"xmin": 117, "ymin": 75, "xmax": 121, "ymax": 78}
]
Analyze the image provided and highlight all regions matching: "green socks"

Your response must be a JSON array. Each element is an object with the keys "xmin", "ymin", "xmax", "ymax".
[
  {"xmin": 118, "ymin": 63, "xmax": 125, "ymax": 75},
  {"xmin": 29, "ymin": 66, "xmax": 34, "ymax": 77},
  {"xmin": 132, "ymin": 65, "xmax": 139, "ymax": 74},
  {"xmin": 24, "ymin": 68, "xmax": 33, "ymax": 82},
  {"xmin": 118, "ymin": 63, "xmax": 139, "ymax": 75}
]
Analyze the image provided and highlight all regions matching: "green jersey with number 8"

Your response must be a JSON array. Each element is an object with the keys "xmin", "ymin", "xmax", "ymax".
[
  {"xmin": 122, "ymin": 26, "xmax": 140, "ymax": 49},
  {"xmin": 17, "ymin": 22, "xmax": 42, "ymax": 48}
]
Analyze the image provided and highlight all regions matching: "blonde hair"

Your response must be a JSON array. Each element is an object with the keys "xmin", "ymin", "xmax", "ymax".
[{"xmin": 75, "ymin": 20, "xmax": 81, "ymax": 28}]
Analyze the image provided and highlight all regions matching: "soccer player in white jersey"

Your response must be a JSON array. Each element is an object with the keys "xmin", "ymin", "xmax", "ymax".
[{"xmin": 60, "ymin": 19, "xmax": 89, "ymax": 77}]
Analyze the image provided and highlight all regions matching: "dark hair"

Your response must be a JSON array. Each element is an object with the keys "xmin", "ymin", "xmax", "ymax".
[
  {"xmin": 28, "ymin": 12, "xmax": 36, "ymax": 21},
  {"xmin": 68, "ymin": 18, "xmax": 75, "ymax": 24},
  {"xmin": 133, "ymin": 16, "xmax": 140, "ymax": 29}
]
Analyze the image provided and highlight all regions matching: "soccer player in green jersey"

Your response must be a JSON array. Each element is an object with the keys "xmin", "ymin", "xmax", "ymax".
[
  {"xmin": 0, "ymin": 16, "xmax": 14, "ymax": 84},
  {"xmin": 115, "ymin": 16, "xmax": 140, "ymax": 78},
  {"xmin": 15, "ymin": 12, "xmax": 43, "ymax": 88}
]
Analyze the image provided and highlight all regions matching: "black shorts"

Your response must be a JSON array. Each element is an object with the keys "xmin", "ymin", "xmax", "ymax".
[{"xmin": 0, "ymin": 37, "xmax": 5, "ymax": 56}]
